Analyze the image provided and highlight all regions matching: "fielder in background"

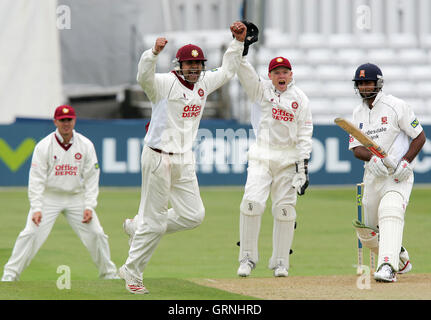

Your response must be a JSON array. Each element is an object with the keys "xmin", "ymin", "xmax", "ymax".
[
  {"xmin": 235, "ymin": 36, "xmax": 313, "ymax": 277},
  {"xmin": 119, "ymin": 21, "xmax": 247, "ymax": 294},
  {"xmin": 1, "ymin": 105, "xmax": 119, "ymax": 282},
  {"xmin": 350, "ymin": 63, "xmax": 426, "ymax": 282}
]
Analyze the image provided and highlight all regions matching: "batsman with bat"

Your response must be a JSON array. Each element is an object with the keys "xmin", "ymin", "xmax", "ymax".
[
  {"xmin": 235, "ymin": 22, "xmax": 313, "ymax": 278},
  {"xmin": 348, "ymin": 63, "xmax": 426, "ymax": 282},
  {"xmin": 118, "ymin": 21, "xmax": 247, "ymax": 294}
]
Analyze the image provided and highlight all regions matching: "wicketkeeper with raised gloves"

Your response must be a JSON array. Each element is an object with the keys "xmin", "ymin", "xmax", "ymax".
[
  {"xmin": 1, "ymin": 105, "xmax": 119, "ymax": 281},
  {"xmin": 118, "ymin": 21, "xmax": 247, "ymax": 294},
  {"xmin": 235, "ymin": 22, "xmax": 313, "ymax": 277},
  {"xmin": 350, "ymin": 63, "xmax": 426, "ymax": 282}
]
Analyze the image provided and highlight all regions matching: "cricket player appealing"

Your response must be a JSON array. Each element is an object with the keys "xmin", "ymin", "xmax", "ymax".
[
  {"xmin": 1, "ymin": 105, "xmax": 119, "ymax": 281},
  {"xmin": 350, "ymin": 63, "xmax": 426, "ymax": 282},
  {"xmin": 236, "ymin": 55, "xmax": 313, "ymax": 277},
  {"xmin": 118, "ymin": 21, "xmax": 247, "ymax": 294}
]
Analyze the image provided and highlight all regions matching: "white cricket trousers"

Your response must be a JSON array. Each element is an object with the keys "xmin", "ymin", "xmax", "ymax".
[
  {"xmin": 239, "ymin": 156, "xmax": 297, "ymax": 270},
  {"xmin": 125, "ymin": 146, "xmax": 205, "ymax": 280},
  {"xmin": 2, "ymin": 191, "xmax": 117, "ymax": 280}
]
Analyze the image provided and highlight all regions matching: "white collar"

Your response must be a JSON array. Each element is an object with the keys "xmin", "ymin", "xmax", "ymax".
[
  {"xmin": 55, "ymin": 129, "xmax": 75, "ymax": 144},
  {"xmin": 372, "ymin": 90, "xmax": 384, "ymax": 106},
  {"xmin": 362, "ymin": 90, "xmax": 384, "ymax": 109}
]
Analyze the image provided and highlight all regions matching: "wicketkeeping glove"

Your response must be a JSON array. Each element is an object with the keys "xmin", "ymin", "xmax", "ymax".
[
  {"xmin": 292, "ymin": 159, "xmax": 309, "ymax": 196},
  {"xmin": 393, "ymin": 158, "xmax": 413, "ymax": 183},
  {"xmin": 241, "ymin": 20, "xmax": 259, "ymax": 56}
]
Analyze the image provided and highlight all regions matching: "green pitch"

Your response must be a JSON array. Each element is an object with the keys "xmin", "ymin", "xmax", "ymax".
[{"xmin": 0, "ymin": 185, "xmax": 430, "ymax": 300}]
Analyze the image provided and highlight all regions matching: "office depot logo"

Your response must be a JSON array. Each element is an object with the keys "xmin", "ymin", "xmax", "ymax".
[
  {"xmin": 272, "ymin": 107, "xmax": 294, "ymax": 122},
  {"xmin": 55, "ymin": 164, "xmax": 78, "ymax": 176},
  {"xmin": 183, "ymin": 105, "xmax": 202, "ymax": 118}
]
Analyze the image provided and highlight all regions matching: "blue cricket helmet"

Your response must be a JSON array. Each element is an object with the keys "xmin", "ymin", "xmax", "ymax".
[
  {"xmin": 352, "ymin": 63, "xmax": 384, "ymax": 90},
  {"xmin": 353, "ymin": 63, "xmax": 383, "ymax": 81}
]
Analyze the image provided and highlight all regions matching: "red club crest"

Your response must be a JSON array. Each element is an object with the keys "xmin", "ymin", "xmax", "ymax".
[
  {"xmin": 75, "ymin": 153, "xmax": 82, "ymax": 160},
  {"xmin": 291, "ymin": 101, "xmax": 298, "ymax": 109},
  {"xmin": 198, "ymin": 88, "xmax": 204, "ymax": 97}
]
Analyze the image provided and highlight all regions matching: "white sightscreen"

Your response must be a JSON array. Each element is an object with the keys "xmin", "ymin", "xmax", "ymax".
[{"xmin": 0, "ymin": 0, "xmax": 63, "ymax": 124}]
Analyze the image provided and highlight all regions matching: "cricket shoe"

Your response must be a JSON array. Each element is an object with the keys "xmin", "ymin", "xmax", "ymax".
[
  {"xmin": 119, "ymin": 265, "xmax": 149, "ymax": 294},
  {"xmin": 123, "ymin": 218, "xmax": 135, "ymax": 246},
  {"xmin": 274, "ymin": 264, "xmax": 289, "ymax": 277},
  {"xmin": 374, "ymin": 264, "xmax": 397, "ymax": 282},
  {"xmin": 237, "ymin": 257, "xmax": 256, "ymax": 277},
  {"xmin": 1, "ymin": 274, "xmax": 16, "ymax": 282}
]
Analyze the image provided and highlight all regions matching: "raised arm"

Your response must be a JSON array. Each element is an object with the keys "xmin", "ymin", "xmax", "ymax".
[
  {"xmin": 136, "ymin": 37, "xmax": 169, "ymax": 103},
  {"xmin": 202, "ymin": 21, "xmax": 246, "ymax": 94},
  {"xmin": 237, "ymin": 57, "xmax": 263, "ymax": 103}
]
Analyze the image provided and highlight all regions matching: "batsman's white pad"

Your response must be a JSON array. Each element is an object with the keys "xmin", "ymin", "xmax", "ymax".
[
  {"xmin": 239, "ymin": 200, "xmax": 265, "ymax": 263},
  {"xmin": 269, "ymin": 205, "xmax": 296, "ymax": 269},
  {"xmin": 377, "ymin": 192, "xmax": 405, "ymax": 271},
  {"xmin": 352, "ymin": 219, "xmax": 379, "ymax": 255}
]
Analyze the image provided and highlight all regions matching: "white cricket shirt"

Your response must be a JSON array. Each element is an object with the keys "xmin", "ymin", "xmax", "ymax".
[
  {"xmin": 237, "ymin": 58, "xmax": 313, "ymax": 161},
  {"xmin": 137, "ymin": 39, "xmax": 244, "ymax": 154},
  {"xmin": 349, "ymin": 91, "xmax": 424, "ymax": 165},
  {"xmin": 28, "ymin": 129, "xmax": 100, "ymax": 213}
]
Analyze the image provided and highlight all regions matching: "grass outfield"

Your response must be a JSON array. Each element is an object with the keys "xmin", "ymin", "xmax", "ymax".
[{"xmin": 0, "ymin": 186, "xmax": 430, "ymax": 300}]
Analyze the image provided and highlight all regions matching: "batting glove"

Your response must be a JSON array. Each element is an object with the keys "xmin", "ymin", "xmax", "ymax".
[
  {"xmin": 367, "ymin": 155, "xmax": 389, "ymax": 177},
  {"xmin": 393, "ymin": 158, "xmax": 413, "ymax": 183},
  {"xmin": 292, "ymin": 159, "xmax": 309, "ymax": 196},
  {"xmin": 382, "ymin": 155, "xmax": 398, "ymax": 170}
]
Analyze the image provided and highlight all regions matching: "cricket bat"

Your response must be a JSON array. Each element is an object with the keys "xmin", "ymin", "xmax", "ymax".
[{"xmin": 334, "ymin": 117, "xmax": 387, "ymax": 159}]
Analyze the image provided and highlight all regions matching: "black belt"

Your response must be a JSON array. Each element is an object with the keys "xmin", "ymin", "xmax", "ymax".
[{"xmin": 150, "ymin": 147, "xmax": 174, "ymax": 155}]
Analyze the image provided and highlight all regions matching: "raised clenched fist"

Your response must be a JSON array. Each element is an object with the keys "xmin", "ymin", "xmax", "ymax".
[
  {"xmin": 230, "ymin": 21, "xmax": 247, "ymax": 42},
  {"xmin": 153, "ymin": 37, "xmax": 168, "ymax": 55}
]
